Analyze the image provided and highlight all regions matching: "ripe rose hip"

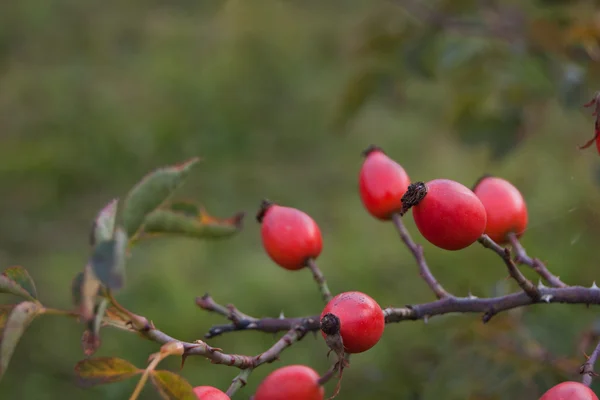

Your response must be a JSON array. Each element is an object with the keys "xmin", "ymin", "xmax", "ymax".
[
  {"xmin": 359, "ymin": 145, "xmax": 411, "ymax": 220},
  {"xmin": 473, "ymin": 175, "xmax": 528, "ymax": 244},
  {"xmin": 254, "ymin": 365, "xmax": 324, "ymax": 400},
  {"xmin": 404, "ymin": 179, "xmax": 487, "ymax": 251},
  {"xmin": 539, "ymin": 381, "xmax": 598, "ymax": 400},
  {"xmin": 193, "ymin": 386, "xmax": 230, "ymax": 400},
  {"xmin": 320, "ymin": 291, "xmax": 385, "ymax": 354},
  {"xmin": 256, "ymin": 200, "xmax": 323, "ymax": 270}
]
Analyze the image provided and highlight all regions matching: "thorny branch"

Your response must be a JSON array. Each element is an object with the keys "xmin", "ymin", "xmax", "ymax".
[
  {"xmin": 98, "ymin": 215, "xmax": 600, "ymax": 395},
  {"xmin": 581, "ymin": 338, "xmax": 600, "ymax": 386}
]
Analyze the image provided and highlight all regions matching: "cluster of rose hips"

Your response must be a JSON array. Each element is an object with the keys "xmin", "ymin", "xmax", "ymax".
[{"xmin": 191, "ymin": 146, "xmax": 596, "ymax": 399}]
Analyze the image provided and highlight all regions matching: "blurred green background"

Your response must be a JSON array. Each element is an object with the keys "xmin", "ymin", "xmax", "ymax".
[{"xmin": 3, "ymin": 0, "xmax": 600, "ymax": 398}]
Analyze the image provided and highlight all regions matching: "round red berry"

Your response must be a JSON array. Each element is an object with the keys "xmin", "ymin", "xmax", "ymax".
[
  {"xmin": 193, "ymin": 386, "xmax": 230, "ymax": 400},
  {"xmin": 539, "ymin": 381, "xmax": 598, "ymax": 400},
  {"xmin": 359, "ymin": 145, "xmax": 411, "ymax": 220},
  {"xmin": 254, "ymin": 365, "xmax": 324, "ymax": 400},
  {"xmin": 473, "ymin": 175, "xmax": 528, "ymax": 244},
  {"xmin": 256, "ymin": 200, "xmax": 323, "ymax": 270},
  {"xmin": 406, "ymin": 179, "xmax": 487, "ymax": 251},
  {"xmin": 320, "ymin": 291, "xmax": 385, "ymax": 354}
]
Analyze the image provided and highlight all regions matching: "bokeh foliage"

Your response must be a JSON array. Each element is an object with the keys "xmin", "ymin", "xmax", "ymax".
[{"xmin": 2, "ymin": 0, "xmax": 600, "ymax": 399}]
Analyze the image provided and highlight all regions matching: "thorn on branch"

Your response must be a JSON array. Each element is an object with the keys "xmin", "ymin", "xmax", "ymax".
[
  {"xmin": 478, "ymin": 235, "xmax": 540, "ymax": 301},
  {"xmin": 581, "ymin": 338, "xmax": 600, "ymax": 386},
  {"xmin": 508, "ymin": 233, "xmax": 567, "ymax": 288}
]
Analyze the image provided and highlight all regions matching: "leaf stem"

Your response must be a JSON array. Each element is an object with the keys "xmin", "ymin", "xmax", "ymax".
[{"xmin": 129, "ymin": 354, "xmax": 163, "ymax": 400}]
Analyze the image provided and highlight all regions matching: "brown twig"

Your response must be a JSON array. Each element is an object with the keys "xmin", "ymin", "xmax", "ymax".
[
  {"xmin": 391, "ymin": 213, "xmax": 450, "ymax": 299},
  {"xmin": 581, "ymin": 338, "xmax": 600, "ymax": 386},
  {"xmin": 478, "ymin": 235, "xmax": 541, "ymax": 301},
  {"xmin": 508, "ymin": 233, "xmax": 567, "ymax": 288},
  {"xmin": 195, "ymin": 284, "xmax": 600, "ymax": 338},
  {"xmin": 306, "ymin": 258, "xmax": 333, "ymax": 303}
]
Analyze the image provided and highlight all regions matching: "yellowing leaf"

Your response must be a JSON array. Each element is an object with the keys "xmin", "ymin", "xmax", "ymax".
[
  {"xmin": 78, "ymin": 264, "xmax": 102, "ymax": 321},
  {"xmin": 122, "ymin": 158, "xmax": 200, "ymax": 237},
  {"xmin": 140, "ymin": 207, "xmax": 244, "ymax": 240},
  {"xmin": 150, "ymin": 370, "xmax": 196, "ymax": 400},
  {"xmin": 90, "ymin": 199, "xmax": 119, "ymax": 246},
  {"xmin": 0, "ymin": 266, "xmax": 37, "ymax": 301},
  {"xmin": 74, "ymin": 357, "xmax": 141, "ymax": 387},
  {"xmin": 0, "ymin": 301, "xmax": 42, "ymax": 380}
]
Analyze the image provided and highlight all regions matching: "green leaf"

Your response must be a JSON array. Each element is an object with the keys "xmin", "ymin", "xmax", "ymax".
[
  {"xmin": 141, "ymin": 207, "xmax": 245, "ymax": 240},
  {"xmin": 90, "ymin": 228, "xmax": 128, "ymax": 290},
  {"xmin": 90, "ymin": 199, "xmax": 119, "ymax": 246},
  {"xmin": 74, "ymin": 357, "xmax": 142, "ymax": 387},
  {"xmin": 0, "ymin": 266, "xmax": 37, "ymax": 301},
  {"xmin": 331, "ymin": 66, "xmax": 386, "ymax": 132},
  {"xmin": 122, "ymin": 158, "xmax": 200, "ymax": 237},
  {"xmin": 0, "ymin": 301, "xmax": 43, "ymax": 380},
  {"xmin": 150, "ymin": 370, "xmax": 196, "ymax": 400}
]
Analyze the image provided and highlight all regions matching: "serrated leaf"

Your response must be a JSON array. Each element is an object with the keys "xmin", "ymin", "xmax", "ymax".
[
  {"xmin": 140, "ymin": 208, "xmax": 244, "ymax": 240},
  {"xmin": 150, "ymin": 370, "xmax": 196, "ymax": 400},
  {"xmin": 74, "ymin": 357, "xmax": 142, "ymax": 387},
  {"xmin": 122, "ymin": 158, "xmax": 200, "ymax": 237},
  {"xmin": 90, "ymin": 199, "xmax": 119, "ymax": 246},
  {"xmin": 90, "ymin": 228, "xmax": 128, "ymax": 290},
  {"xmin": 0, "ymin": 301, "xmax": 42, "ymax": 380},
  {"xmin": 0, "ymin": 266, "xmax": 37, "ymax": 301}
]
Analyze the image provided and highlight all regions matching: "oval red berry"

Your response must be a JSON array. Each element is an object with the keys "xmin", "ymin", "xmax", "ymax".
[
  {"xmin": 254, "ymin": 365, "xmax": 324, "ymax": 400},
  {"xmin": 411, "ymin": 179, "xmax": 487, "ymax": 251},
  {"xmin": 320, "ymin": 291, "xmax": 385, "ymax": 354},
  {"xmin": 539, "ymin": 381, "xmax": 598, "ymax": 400},
  {"xmin": 193, "ymin": 386, "xmax": 230, "ymax": 400},
  {"xmin": 473, "ymin": 176, "xmax": 528, "ymax": 244},
  {"xmin": 258, "ymin": 202, "xmax": 323, "ymax": 270},
  {"xmin": 359, "ymin": 146, "xmax": 411, "ymax": 220}
]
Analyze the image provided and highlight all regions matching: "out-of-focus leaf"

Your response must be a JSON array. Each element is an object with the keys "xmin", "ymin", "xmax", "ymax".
[
  {"xmin": 0, "ymin": 301, "xmax": 42, "ymax": 380},
  {"xmin": 140, "ymin": 207, "xmax": 245, "ymax": 240},
  {"xmin": 90, "ymin": 228, "xmax": 128, "ymax": 290},
  {"xmin": 438, "ymin": 36, "xmax": 490, "ymax": 73},
  {"xmin": 402, "ymin": 30, "xmax": 440, "ymax": 80},
  {"xmin": 77, "ymin": 264, "xmax": 102, "ymax": 321},
  {"xmin": 81, "ymin": 329, "xmax": 101, "ymax": 358},
  {"xmin": 452, "ymin": 105, "xmax": 524, "ymax": 160},
  {"xmin": 0, "ymin": 306, "xmax": 15, "ymax": 333},
  {"xmin": 74, "ymin": 357, "xmax": 141, "ymax": 388},
  {"xmin": 0, "ymin": 266, "xmax": 37, "ymax": 301},
  {"xmin": 331, "ymin": 66, "xmax": 386, "ymax": 132},
  {"xmin": 122, "ymin": 157, "xmax": 200, "ymax": 237},
  {"xmin": 150, "ymin": 370, "xmax": 196, "ymax": 400},
  {"xmin": 82, "ymin": 298, "xmax": 109, "ymax": 357},
  {"xmin": 90, "ymin": 199, "xmax": 119, "ymax": 246},
  {"xmin": 558, "ymin": 62, "xmax": 587, "ymax": 109}
]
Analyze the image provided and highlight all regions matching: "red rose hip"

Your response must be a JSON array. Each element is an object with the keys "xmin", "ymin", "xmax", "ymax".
[
  {"xmin": 320, "ymin": 291, "xmax": 385, "ymax": 354},
  {"xmin": 254, "ymin": 365, "xmax": 324, "ymax": 400},
  {"xmin": 256, "ymin": 200, "xmax": 323, "ymax": 270},
  {"xmin": 359, "ymin": 145, "xmax": 411, "ymax": 220},
  {"xmin": 404, "ymin": 179, "xmax": 487, "ymax": 251},
  {"xmin": 539, "ymin": 381, "xmax": 598, "ymax": 400},
  {"xmin": 193, "ymin": 386, "xmax": 230, "ymax": 400},
  {"xmin": 473, "ymin": 175, "xmax": 528, "ymax": 244}
]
